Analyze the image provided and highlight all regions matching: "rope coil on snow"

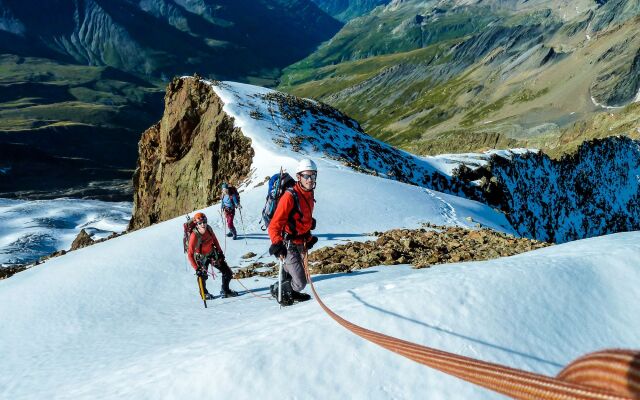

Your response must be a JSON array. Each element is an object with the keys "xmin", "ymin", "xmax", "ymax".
[{"xmin": 302, "ymin": 247, "xmax": 640, "ymax": 400}]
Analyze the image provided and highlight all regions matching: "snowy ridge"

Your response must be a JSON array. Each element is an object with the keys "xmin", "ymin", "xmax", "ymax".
[
  {"xmin": 207, "ymin": 79, "xmax": 460, "ymax": 193},
  {"xmin": 1, "ymin": 206, "xmax": 638, "ymax": 398}
]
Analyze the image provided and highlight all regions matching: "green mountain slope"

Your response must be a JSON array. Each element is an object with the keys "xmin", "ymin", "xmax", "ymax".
[
  {"xmin": 280, "ymin": 0, "xmax": 640, "ymax": 155},
  {"xmin": 309, "ymin": 0, "xmax": 390, "ymax": 21}
]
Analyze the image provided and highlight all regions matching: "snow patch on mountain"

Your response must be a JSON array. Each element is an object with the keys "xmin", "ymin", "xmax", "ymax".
[
  {"xmin": 0, "ymin": 198, "xmax": 131, "ymax": 266},
  {"xmin": 208, "ymin": 80, "xmax": 456, "ymax": 192}
]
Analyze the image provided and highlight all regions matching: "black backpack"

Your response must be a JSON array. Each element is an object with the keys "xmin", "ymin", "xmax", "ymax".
[{"xmin": 260, "ymin": 171, "xmax": 299, "ymax": 231}]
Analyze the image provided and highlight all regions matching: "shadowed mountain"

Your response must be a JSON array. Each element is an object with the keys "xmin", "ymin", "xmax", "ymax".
[
  {"xmin": 0, "ymin": 0, "xmax": 342, "ymax": 199},
  {"xmin": 0, "ymin": 0, "xmax": 341, "ymax": 82}
]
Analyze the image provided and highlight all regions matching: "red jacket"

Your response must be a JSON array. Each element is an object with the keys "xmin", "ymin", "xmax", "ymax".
[
  {"xmin": 187, "ymin": 226, "xmax": 223, "ymax": 270},
  {"xmin": 269, "ymin": 182, "xmax": 315, "ymax": 245}
]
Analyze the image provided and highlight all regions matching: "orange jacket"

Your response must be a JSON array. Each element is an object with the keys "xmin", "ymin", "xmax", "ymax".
[
  {"xmin": 187, "ymin": 226, "xmax": 223, "ymax": 270},
  {"xmin": 268, "ymin": 182, "xmax": 315, "ymax": 244}
]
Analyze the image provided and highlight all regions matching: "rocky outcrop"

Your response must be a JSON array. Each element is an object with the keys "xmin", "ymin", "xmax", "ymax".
[
  {"xmin": 457, "ymin": 136, "xmax": 640, "ymax": 243},
  {"xmin": 234, "ymin": 224, "xmax": 549, "ymax": 278},
  {"xmin": 0, "ymin": 264, "xmax": 27, "ymax": 280},
  {"xmin": 129, "ymin": 77, "xmax": 254, "ymax": 230},
  {"xmin": 70, "ymin": 229, "xmax": 94, "ymax": 251},
  {"xmin": 307, "ymin": 225, "xmax": 549, "ymax": 273}
]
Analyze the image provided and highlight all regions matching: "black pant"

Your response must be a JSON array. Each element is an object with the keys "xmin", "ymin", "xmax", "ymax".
[{"xmin": 200, "ymin": 260, "xmax": 233, "ymax": 293}]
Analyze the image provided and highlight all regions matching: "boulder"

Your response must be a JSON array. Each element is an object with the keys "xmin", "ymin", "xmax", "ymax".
[{"xmin": 70, "ymin": 229, "xmax": 94, "ymax": 251}]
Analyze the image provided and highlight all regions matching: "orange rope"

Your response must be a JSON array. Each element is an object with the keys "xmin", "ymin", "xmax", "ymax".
[{"xmin": 302, "ymin": 246, "xmax": 639, "ymax": 400}]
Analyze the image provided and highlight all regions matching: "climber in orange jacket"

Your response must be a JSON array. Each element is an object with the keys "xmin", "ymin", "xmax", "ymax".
[{"xmin": 268, "ymin": 159, "xmax": 319, "ymax": 304}]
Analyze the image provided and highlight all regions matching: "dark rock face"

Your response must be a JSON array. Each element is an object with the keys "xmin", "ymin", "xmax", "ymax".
[
  {"xmin": 461, "ymin": 136, "xmax": 640, "ymax": 243},
  {"xmin": 0, "ymin": 129, "xmax": 139, "ymax": 201},
  {"xmin": 129, "ymin": 77, "xmax": 254, "ymax": 230},
  {"xmin": 591, "ymin": 45, "xmax": 640, "ymax": 106},
  {"xmin": 591, "ymin": 0, "xmax": 640, "ymax": 32}
]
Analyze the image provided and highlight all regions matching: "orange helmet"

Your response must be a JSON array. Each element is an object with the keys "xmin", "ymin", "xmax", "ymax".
[{"xmin": 193, "ymin": 212, "xmax": 207, "ymax": 223}]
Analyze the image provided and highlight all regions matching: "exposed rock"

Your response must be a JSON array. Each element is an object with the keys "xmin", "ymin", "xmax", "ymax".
[
  {"xmin": 234, "ymin": 261, "xmax": 277, "ymax": 279},
  {"xmin": 129, "ymin": 77, "xmax": 254, "ymax": 230},
  {"xmin": 241, "ymin": 252, "xmax": 257, "ymax": 259},
  {"xmin": 0, "ymin": 264, "xmax": 27, "ymax": 280},
  {"xmin": 307, "ymin": 225, "xmax": 549, "ymax": 273},
  {"xmin": 233, "ymin": 225, "xmax": 549, "ymax": 280},
  {"xmin": 70, "ymin": 229, "xmax": 94, "ymax": 251}
]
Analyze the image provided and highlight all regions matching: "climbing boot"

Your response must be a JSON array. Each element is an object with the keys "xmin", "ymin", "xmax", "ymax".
[{"xmin": 291, "ymin": 290, "xmax": 311, "ymax": 302}]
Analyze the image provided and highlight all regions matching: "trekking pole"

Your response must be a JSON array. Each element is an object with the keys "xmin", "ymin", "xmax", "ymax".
[
  {"xmin": 278, "ymin": 257, "xmax": 284, "ymax": 307},
  {"xmin": 197, "ymin": 275, "xmax": 208, "ymax": 308},
  {"xmin": 239, "ymin": 207, "xmax": 248, "ymax": 245}
]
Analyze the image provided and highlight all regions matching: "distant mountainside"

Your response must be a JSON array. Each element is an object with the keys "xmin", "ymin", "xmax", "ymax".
[
  {"xmin": 0, "ymin": 0, "xmax": 341, "ymax": 81},
  {"xmin": 310, "ymin": 0, "xmax": 390, "ymax": 21},
  {"xmin": 0, "ymin": 0, "xmax": 341, "ymax": 199},
  {"xmin": 280, "ymin": 0, "xmax": 640, "ymax": 156}
]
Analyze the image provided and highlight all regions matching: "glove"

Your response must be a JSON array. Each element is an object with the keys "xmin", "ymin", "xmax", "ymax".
[
  {"xmin": 307, "ymin": 235, "xmax": 318, "ymax": 249},
  {"xmin": 196, "ymin": 267, "xmax": 207, "ymax": 277},
  {"xmin": 311, "ymin": 218, "xmax": 316, "ymax": 230},
  {"xmin": 269, "ymin": 242, "xmax": 287, "ymax": 258}
]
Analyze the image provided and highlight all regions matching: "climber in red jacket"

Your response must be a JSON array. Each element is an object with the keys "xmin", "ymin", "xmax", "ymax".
[
  {"xmin": 268, "ymin": 159, "xmax": 319, "ymax": 305},
  {"xmin": 187, "ymin": 212, "xmax": 238, "ymax": 299}
]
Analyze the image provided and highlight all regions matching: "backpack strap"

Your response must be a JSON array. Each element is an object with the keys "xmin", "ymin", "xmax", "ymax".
[
  {"xmin": 284, "ymin": 188, "xmax": 302, "ymax": 239},
  {"xmin": 194, "ymin": 226, "xmax": 218, "ymax": 260}
]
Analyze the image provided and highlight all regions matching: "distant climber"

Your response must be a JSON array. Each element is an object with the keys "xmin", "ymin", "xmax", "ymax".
[
  {"xmin": 268, "ymin": 159, "xmax": 319, "ymax": 305},
  {"xmin": 187, "ymin": 212, "xmax": 238, "ymax": 299},
  {"xmin": 220, "ymin": 183, "xmax": 241, "ymax": 240}
]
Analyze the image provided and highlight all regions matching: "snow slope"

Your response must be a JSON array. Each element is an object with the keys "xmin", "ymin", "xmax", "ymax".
[
  {"xmin": 1, "ymin": 202, "xmax": 638, "ymax": 399},
  {"xmin": 1, "ymin": 80, "xmax": 638, "ymax": 399}
]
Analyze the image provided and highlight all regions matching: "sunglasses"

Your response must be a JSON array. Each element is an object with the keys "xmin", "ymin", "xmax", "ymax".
[
  {"xmin": 300, "ymin": 173, "xmax": 317, "ymax": 181},
  {"xmin": 196, "ymin": 220, "xmax": 207, "ymax": 226}
]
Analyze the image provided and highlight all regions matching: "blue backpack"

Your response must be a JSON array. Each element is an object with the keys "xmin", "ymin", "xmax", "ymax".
[{"xmin": 260, "ymin": 171, "xmax": 298, "ymax": 230}]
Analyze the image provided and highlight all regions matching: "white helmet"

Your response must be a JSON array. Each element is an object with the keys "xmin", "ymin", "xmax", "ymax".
[{"xmin": 296, "ymin": 158, "xmax": 317, "ymax": 173}]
